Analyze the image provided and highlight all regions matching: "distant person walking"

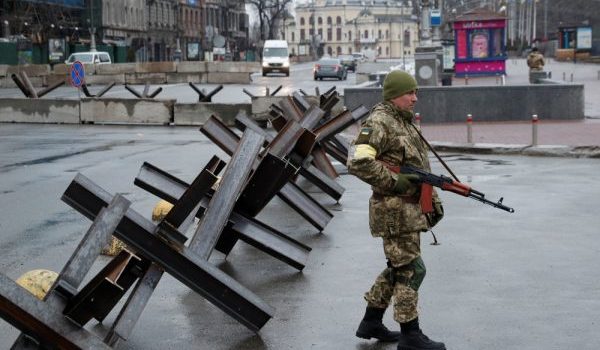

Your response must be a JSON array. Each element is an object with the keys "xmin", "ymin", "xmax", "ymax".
[{"xmin": 527, "ymin": 47, "xmax": 545, "ymax": 71}]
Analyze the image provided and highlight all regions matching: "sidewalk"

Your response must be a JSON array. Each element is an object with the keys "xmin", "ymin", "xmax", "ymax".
[
  {"xmin": 421, "ymin": 118, "xmax": 600, "ymax": 158},
  {"xmin": 415, "ymin": 58, "xmax": 600, "ymax": 158}
]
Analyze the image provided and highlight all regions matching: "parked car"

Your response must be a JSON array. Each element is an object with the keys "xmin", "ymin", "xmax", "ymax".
[
  {"xmin": 65, "ymin": 51, "xmax": 112, "ymax": 65},
  {"xmin": 337, "ymin": 54, "xmax": 357, "ymax": 72},
  {"xmin": 314, "ymin": 58, "xmax": 347, "ymax": 81}
]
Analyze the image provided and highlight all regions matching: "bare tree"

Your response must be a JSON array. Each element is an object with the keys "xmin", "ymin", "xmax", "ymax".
[{"xmin": 247, "ymin": 0, "xmax": 293, "ymax": 41}]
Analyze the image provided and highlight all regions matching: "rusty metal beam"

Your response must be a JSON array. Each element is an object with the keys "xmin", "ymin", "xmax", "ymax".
[
  {"xmin": 61, "ymin": 174, "xmax": 275, "ymax": 332},
  {"xmin": 0, "ymin": 274, "xmax": 112, "ymax": 349},
  {"xmin": 189, "ymin": 129, "xmax": 265, "ymax": 259},
  {"xmin": 134, "ymin": 162, "xmax": 311, "ymax": 270}
]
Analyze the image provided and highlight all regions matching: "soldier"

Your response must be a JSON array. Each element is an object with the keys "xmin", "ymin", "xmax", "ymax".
[
  {"xmin": 348, "ymin": 70, "xmax": 446, "ymax": 350},
  {"xmin": 527, "ymin": 47, "xmax": 545, "ymax": 71}
]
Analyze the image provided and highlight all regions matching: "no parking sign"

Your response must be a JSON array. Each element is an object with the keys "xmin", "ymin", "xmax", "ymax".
[{"xmin": 69, "ymin": 61, "xmax": 85, "ymax": 88}]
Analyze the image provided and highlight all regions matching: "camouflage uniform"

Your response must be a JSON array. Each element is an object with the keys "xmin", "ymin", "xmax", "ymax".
[
  {"xmin": 527, "ymin": 52, "xmax": 545, "ymax": 71},
  {"xmin": 347, "ymin": 101, "xmax": 441, "ymax": 324}
]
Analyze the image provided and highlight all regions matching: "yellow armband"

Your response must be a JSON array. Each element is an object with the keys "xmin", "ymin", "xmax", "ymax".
[{"xmin": 354, "ymin": 144, "xmax": 377, "ymax": 159}]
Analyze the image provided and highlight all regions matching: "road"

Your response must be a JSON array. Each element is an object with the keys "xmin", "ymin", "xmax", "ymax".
[{"xmin": 0, "ymin": 124, "xmax": 599, "ymax": 349}]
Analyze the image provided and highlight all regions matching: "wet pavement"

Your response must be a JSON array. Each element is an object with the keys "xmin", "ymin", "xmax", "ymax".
[{"xmin": 0, "ymin": 124, "xmax": 599, "ymax": 350}]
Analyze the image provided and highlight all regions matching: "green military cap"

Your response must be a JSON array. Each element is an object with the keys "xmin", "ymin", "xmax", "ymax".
[{"xmin": 382, "ymin": 70, "xmax": 418, "ymax": 100}]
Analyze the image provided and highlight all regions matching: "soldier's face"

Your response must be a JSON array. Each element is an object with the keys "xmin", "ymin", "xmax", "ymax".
[{"xmin": 391, "ymin": 90, "xmax": 418, "ymax": 111}]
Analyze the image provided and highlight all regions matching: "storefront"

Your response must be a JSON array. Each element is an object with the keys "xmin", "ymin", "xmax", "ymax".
[{"xmin": 452, "ymin": 10, "xmax": 507, "ymax": 77}]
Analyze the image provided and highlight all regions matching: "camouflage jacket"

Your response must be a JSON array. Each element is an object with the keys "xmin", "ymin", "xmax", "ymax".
[
  {"xmin": 347, "ymin": 101, "xmax": 440, "ymax": 236},
  {"xmin": 527, "ymin": 52, "xmax": 545, "ymax": 71}
]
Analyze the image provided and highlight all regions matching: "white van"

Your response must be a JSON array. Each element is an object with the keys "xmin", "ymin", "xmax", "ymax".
[
  {"xmin": 65, "ymin": 51, "xmax": 112, "ymax": 65},
  {"xmin": 262, "ymin": 40, "xmax": 289, "ymax": 77}
]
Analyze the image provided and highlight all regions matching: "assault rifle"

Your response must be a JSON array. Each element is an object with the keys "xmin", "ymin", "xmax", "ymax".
[{"xmin": 401, "ymin": 166, "xmax": 515, "ymax": 213}]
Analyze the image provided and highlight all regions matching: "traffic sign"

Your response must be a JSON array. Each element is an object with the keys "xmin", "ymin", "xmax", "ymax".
[{"xmin": 69, "ymin": 61, "xmax": 85, "ymax": 88}]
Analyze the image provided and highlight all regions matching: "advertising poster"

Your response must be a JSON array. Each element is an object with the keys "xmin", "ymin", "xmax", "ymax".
[
  {"xmin": 576, "ymin": 27, "xmax": 592, "ymax": 50},
  {"xmin": 48, "ymin": 38, "xmax": 66, "ymax": 62},
  {"xmin": 187, "ymin": 42, "xmax": 200, "ymax": 60}
]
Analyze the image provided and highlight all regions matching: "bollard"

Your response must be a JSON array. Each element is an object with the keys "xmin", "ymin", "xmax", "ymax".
[
  {"xmin": 598, "ymin": 71, "xmax": 600, "ymax": 80},
  {"xmin": 465, "ymin": 75, "xmax": 469, "ymax": 85},
  {"xmin": 570, "ymin": 73, "xmax": 573, "ymax": 82},
  {"xmin": 501, "ymin": 74, "xmax": 506, "ymax": 85},
  {"xmin": 415, "ymin": 112, "xmax": 421, "ymax": 126},
  {"xmin": 466, "ymin": 114, "xmax": 473, "ymax": 144},
  {"xmin": 563, "ymin": 72, "xmax": 566, "ymax": 81},
  {"xmin": 531, "ymin": 114, "xmax": 539, "ymax": 146}
]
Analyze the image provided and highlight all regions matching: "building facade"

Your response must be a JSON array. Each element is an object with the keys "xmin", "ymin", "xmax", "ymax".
[{"xmin": 286, "ymin": 0, "xmax": 419, "ymax": 59}]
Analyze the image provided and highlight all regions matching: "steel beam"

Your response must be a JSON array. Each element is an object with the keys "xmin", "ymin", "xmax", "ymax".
[
  {"xmin": 189, "ymin": 129, "xmax": 265, "ymax": 259},
  {"xmin": 134, "ymin": 162, "xmax": 311, "ymax": 270},
  {"xmin": 0, "ymin": 274, "xmax": 112, "ymax": 350},
  {"xmin": 61, "ymin": 174, "xmax": 275, "ymax": 332}
]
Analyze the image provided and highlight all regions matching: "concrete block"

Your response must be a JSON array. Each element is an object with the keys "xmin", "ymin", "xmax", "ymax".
[
  {"xmin": 85, "ymin": 74, "xmax": 125, "ymax": 85},
  {"xmin": 211, "ymin": 61, "xmax": 260, "ymax": 73},
  {"xmin": 0, "ymin": 98, "xmax": 80, "ymax": 124},
  {"xmin": 135, "ymin": 62, "xmax": 177, "ymax": 73},
  {"xmin": 174, "ymin": 102, "xmax": 251, "ymax": 126},
  {"xmin": 81, "ymin": 98, "xmax": 174, "ymax": 124},
  {"xmin": 7, "ymin": 64, "xmax": 50, "ymax": 77},
  {"xmin": 52, "ymin": 64, "xmax": 69, "ymax": 75},
  {"xmin": 176, "ymin": 61, "xmax": 207, "ymax": 73},
  {"xmin": 166, "ymin": 72, "xmax": 205, "ymax": 84},
  {"xmin": 344, "ymin": 84, "xmax": 585, "ymax": 122},
  {"xmin": 45, "ymin": 74, "xmax": 68, "ymax": 87},
  {"xmin": 96, "ymin": 63, "xmax": 137, "ymax": 75},
  {"xmin": 125, "ymin": 72, "xmax": 167, "ymax": 84},
  {"xmin": 251, "ymin": 96, "xmax": 287, "ymax": 115},
  {"xmin": 206, "ymin": 72, "xmax": 251, "ymax": 84}
]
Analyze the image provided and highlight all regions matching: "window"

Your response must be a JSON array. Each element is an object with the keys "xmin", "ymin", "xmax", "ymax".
[
  {"xmin": 327, "ymin": 17, "xmax": 332, "ymax": 25},
  {"xmin": 404, "ymin": 30, "xmax": 410, "ymax": 47},
  {"xmin": 292, "ymin": 32, "xmax": 295, "ymax": 42},
  {"xmin": 336, "ymin": 16, "xmax": 342, "ymax": 25},
  {"xmin": 327, "ymin": 46, "xmax": 332, "ymax": 55},
  {"xmin": 300, "ymin": 17, "xmax": 305, "ymax": 26},
  {"xmin": 348, "ymin": 31, "xmax": 352, "ymax": 41},
  {"xmin": 378, "ymin": 30, "xmax": 382, "ymax": 39},
  {"xmin": 336, "ymin": 28, "xmax": 341, "ymax": 41},
  {"xmin": 318, "ymin": 28, "xmax": 323, "ymax": 39},
  {"xmin": 349, "ymin": 47, "xmax": 352, "ymax": 54},
  {"xmin": 318, "ymin": 17, "xmax": 322, "ymax": 25},
  {"xmin": 300, "ymin": 29, "xmax": 305, "ymax": 41},
  {"xmin": 309, "ymin": 16, "xmax": 314, "ymax": 25},
  {"xmin": 386, "ymin": 29, "xmax": 389, "ymax": 39},
  {"xmin": 364, "ymin": 30, "xmax": 368, "ymax": 39},
  {"xmin": 337, "ymin": 46, "xmax": 342, "ymax": 55},
  {"xmin": 327, "ymin": 28, "xmax": 332, "ymax": 41}
]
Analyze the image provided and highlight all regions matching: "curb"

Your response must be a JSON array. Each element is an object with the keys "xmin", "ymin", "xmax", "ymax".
[{"xmin": 430, "ymin": 142, "xmax": 600, "ymax": 158}]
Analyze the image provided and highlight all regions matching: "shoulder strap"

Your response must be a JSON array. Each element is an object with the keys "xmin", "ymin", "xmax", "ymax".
[{"xmin": 410, "ymin": 123, "xmax": 461, "ymax": 182}]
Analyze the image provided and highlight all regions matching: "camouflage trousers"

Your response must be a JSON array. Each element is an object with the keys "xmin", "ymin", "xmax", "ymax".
[{"xmin": 364, "ymin": 232, "xmax": 424, "ymax": 324}]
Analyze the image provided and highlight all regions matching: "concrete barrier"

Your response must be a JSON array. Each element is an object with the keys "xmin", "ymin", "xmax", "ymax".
[
  {"xmin": 81, "ymin": 98, "xmax": 174, "ymax": 124},
  {"xmin": 166, "ymin": 72, "xmax": 205, "ymax": 84},
  {"xmin": 0, "ymin": 98, "xmax": 80, "ymax": 123},
  {"xmin": 206, "ymin": 72, "xmax": 252, "ymax": 84},
  {"xmin": 343, "ymin": 84, "xmax": 585, "ymax": 122},
  {"xmin": 3, "ymin": 61, "xmax": 257, "ymax": 87},
  {"xmin": 174, "ymin": 102, "xmax": 251, "ymax": 126}
]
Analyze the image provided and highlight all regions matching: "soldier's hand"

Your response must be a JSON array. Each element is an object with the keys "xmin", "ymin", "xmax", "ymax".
[{"xmin": 393, "ymin": 174, "xmax": 419, "ymax": 195}]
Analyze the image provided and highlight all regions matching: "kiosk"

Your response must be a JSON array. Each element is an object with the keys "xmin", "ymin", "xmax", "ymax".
[{"xmin": 452, "ymin": 9, "xmax": 507, "ymax": 77}]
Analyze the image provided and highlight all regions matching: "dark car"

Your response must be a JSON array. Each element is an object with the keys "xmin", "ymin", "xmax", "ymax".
[
  {"xmin": 314, "ymin": 58, "xmax": 347, "ymax": 81},
  {"xmin": 337, "ymin": 54, "xmax": 357, "ymax": 72}
]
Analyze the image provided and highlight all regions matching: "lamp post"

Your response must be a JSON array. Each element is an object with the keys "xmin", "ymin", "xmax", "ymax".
[{"xmin": 89, "ymin": 0, "xmax": 97, "ymax": 51}]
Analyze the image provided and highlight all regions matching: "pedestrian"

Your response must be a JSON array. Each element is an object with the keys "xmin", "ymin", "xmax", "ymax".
[
  {"xmin": 348, "ymin": 70, "xmax": 446, "ymax": 350},
  {"xmin": 527, "ymin": 47, "xmax": 545, "ymax": 71}
]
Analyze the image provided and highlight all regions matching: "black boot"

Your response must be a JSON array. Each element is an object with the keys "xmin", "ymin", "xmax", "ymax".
[
  {"xmin": 355, "ymin": 306, "xmax": 401, "ymax": 342},
  {"xmin": 397, "ymin": 318, "xmax": 446, "ymax": 350}
]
